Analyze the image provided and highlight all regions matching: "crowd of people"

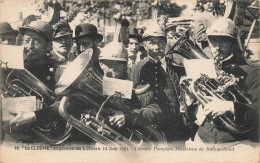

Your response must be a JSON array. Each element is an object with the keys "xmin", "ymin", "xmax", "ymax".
[{"xmin": 0, "ymin": 0, "xmax": 259, "ymax": 149}]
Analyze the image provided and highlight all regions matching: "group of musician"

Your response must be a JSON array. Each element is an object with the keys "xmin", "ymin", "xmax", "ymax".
[{"xmin": 0, "ymin": 1, "xmax": 259, "ymax": 148}]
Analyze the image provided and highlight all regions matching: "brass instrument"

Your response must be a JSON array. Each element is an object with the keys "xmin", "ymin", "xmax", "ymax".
[
  {"xmin": 1, "ymin": 68, "xmax": 73, "ymax": 145},
  {"xmin": 168, "ymin": 28, "xmax": 252, "ymax": 136},
  {"xmin": 56, "ymin": 49, "xmax": 167, "ymax": 147}
]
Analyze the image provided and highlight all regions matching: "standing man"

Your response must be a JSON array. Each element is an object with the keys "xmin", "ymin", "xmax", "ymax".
[
  {"xmin": 3, "ymin": 20, "xmax": 56, "ymax": 142},
  {"xmin": 194, "ymin": 0, "xmax": 219, "ymax": 57},
  {"xmin": 74, "ymin": 23, "xmax": 103, "ymax": 73},
  {"xmin": 50, "ymin": 22, "xmax": 75, "ymax": 83},
  {"xmin": 127, "ymin": 28, "xmax": 143, "ymax": 78},
  {"xmin": 0, "ymin": 22, "xmax": 18, "ymax": 45},
  {"xmin": 51, "ymin": 23, "xmax": 74, "ymax": 63},
  {"xmin": 119, "ymin": 18, "xmax": 130, "ymax": 48},
  {"xmin": 165, "ymin": 21, "xmax": 185, "ymax": 67},
  {"xmin": 165, "ymin": 22, "xmax": 177, "ymax": 40},
  {"xmin": 19, "ymin": 20, "xmax": 56, "ymax": 90},
  {"xmin": 131, "ymin": 23, "xmax": 187, "ymax": 142},
  {"xmin": 186, "ymin": 18, "xmax": 259, "ymax": 146}
]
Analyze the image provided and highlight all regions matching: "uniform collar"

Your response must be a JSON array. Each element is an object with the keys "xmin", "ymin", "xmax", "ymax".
[{"xmin": 147, "ymin": 55, "xmax": 167, "ymax": 71}]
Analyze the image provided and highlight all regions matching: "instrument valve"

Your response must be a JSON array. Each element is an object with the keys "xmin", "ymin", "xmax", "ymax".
[
  {"xmin": 85, "ymin": 121, "xmax": 91, "ymax": 126},
  {"xmin": 97, "ymin": 127, "xmax": 103, "ymax": 133},
  {"xmin": 84, "ymin": 114, "xmax": 90, "ymax": 119}
]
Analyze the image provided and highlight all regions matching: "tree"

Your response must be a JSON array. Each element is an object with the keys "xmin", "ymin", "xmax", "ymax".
[{"xmin": 152, "ymin": 0, "xmax": 187, "ymax": 17}]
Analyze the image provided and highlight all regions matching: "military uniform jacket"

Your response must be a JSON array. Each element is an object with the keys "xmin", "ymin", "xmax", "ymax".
[
  {"xmin": 197, "ymin": 59, "xmax": 260, "ymax": 143},
  {"xmin": 131, "ymin": 57, "xmax": 187, "ymax": 140}
]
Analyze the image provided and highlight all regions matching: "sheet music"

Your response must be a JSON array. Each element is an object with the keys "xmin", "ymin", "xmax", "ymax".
[
  {"xmin": 183, "ymin": 59, "xmax": 217, "ymax": 79},
  {"xmin": 0, "ymin": 45, "xmax": 24, "ymax": 69},
  {"xmin": 2, "ymin": 96, "xmax": 37, "ymax": 121},
  {"xmin": 103, "ymin": 77, "xmax": 133, "ymax": 99}
]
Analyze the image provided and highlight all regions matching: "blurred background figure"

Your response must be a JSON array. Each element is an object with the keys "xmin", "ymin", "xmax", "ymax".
[
  {"xmin": 0, "ymin": 22, "xmax": 19, "ymax": 45},
  {"xmin": 165, "ymin": 21, "xmax": 177, "ymax": 40},
  {"xmin": 127, "ymin": 27, "xmax": 143, "ymax": 79},
  {"xmin": 194, "ymin": 0, "xmax": 221, "ymax": 58},
  {"xmin": 118, "ymin": 18, "xmax": 130, "ymax": 48}
]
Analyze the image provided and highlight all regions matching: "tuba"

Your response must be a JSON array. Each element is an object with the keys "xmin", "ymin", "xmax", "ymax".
[
  {"xmin": 1, "ymin": 68, "xmax": 73, "ymax": 145},
  {"xmin": 56, "ymin": 49, "xmax": 167, "ymax": 147},
  {"xmin": 167, "ymin": 28, "xmax": 252, "ymax": 136}
]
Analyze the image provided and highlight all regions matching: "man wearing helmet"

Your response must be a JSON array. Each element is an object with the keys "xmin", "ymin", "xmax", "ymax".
[
  {"xmin": 131, "ymin": 23, "xmax": 187, "ymax": 142},
  {"xmin": 99, "ymin": 42, "xmax": 128, "ymax": 79},
  {"xmin": 186, "ymin": 18, "xmax": 259, "ymax": 145},
  {"xmin": 99, "ymin": 42, "xmax": 157, "ymax": 129},
  {"xmin": 98, "ymin": 42, "xmax": 129, "ymax": 127}
]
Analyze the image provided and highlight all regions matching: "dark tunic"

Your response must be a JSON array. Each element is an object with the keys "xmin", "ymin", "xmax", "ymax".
[{"xmin": 131, "ymin": 57, "xmax": 187, "ymax": 141}]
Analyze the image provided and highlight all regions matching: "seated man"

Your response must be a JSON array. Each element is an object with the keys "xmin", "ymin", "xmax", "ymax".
[{"xmin": 0, "ymin": 22, "xmax": 18, "ymax": 45}]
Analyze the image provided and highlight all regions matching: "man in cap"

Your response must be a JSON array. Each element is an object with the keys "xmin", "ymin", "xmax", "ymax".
[
  {"xmin": 186, "ymin": 18, "xmax": 259, "ymax": 146},
  {"xmin": 131, "ymin": 23, "xmax": 187, "ymax": 142},
  {"xmin": 165, "ymin": 21, "xmax": 185, "ymax": 68},
  {"xmin": 74, "ymin": 23, "xmax": 103, "ymax": 73},
  {"xmin": 50, "ymin": 23, "xmax": 74, "ymax": 63},
  {"xmin": 165, "ymin": 21, "xmax": 177, "ymax": 40},
  {"xmin": 0, "ymin": 22, "xmax": 18, "ymax": 45},
  {"xmin": 3, "ymin": 20, "xmax": 57, "ymax": 142},
  {"xmin": 19, "ymin": 20, "xmax": 56, "ymax": 90}
]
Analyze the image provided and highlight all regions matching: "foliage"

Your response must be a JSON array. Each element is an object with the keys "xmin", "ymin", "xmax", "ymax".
[{"xmin": 82, "ymin": 0, "xmax": 185, "ymax": 24}]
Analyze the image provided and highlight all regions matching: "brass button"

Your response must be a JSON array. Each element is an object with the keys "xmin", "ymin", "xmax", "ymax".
[
  {"xmin": 46, "ymin": 76, "xmax": 51, "ymax": 80},
  {"xmin": 49, "ymin": 67, "xmax": 54, "ymax": 72}
]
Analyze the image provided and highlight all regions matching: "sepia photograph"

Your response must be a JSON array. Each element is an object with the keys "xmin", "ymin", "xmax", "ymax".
[{"xmin": 0, "ymin": 0, "xmax": 259, "ymax": 162}]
